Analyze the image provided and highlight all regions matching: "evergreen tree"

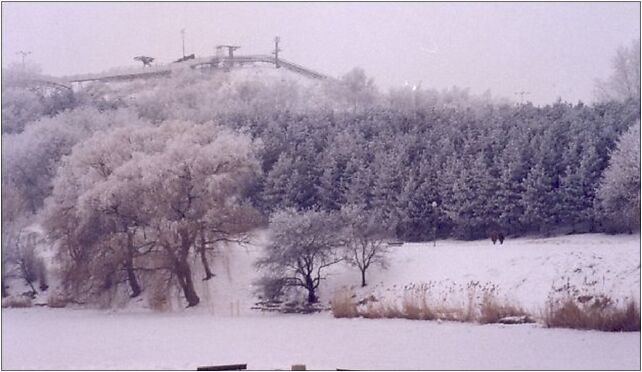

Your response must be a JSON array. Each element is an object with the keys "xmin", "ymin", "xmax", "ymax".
[{"xmin": 595, "ymin": 121, "xmax": 641, "ymax": 232}]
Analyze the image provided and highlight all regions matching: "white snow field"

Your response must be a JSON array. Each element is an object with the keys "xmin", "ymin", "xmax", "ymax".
[
  {"xmin": 2, "ymin": 233, "xmax": 640, "ymax": 370},
  {"xmin": 2, "ymin": 308, "xmax": 640, "ymax": 370}
]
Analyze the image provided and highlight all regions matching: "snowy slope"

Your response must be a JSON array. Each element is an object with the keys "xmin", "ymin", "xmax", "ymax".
[
  {"xmin": 183, "ymin": 232, "xmax": 640, "ymax": 314},
  {"xmin": 321, "ymin": 234, "xmax": 641, "ymax": 312}
]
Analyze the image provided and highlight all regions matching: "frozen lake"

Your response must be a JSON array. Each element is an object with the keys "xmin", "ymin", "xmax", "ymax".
[{"xmin": 2, "ymin": 307, "xmax": 639, "ymax": 370}]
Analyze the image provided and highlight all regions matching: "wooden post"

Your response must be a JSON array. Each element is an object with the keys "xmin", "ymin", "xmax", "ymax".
[{"xmin": 291, "ymin": 364, "xmax": 306, "ymax": 371}]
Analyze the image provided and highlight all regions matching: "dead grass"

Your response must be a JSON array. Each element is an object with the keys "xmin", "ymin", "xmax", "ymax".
[
  {"xmin": 359, "ymin": 301, "xmax": 403, "ymax": 319},
  {"xmin": 332, "ymin": 282, "xmax": 639, "ymax": 332},
  {"xmin": 381, "ymin": 303, "xmax": 404, "ymax": 319},
  {"xmin": 332, "ymin": 285, "xmax": 527, "ymax": 324},
  {"xmin": 479, "ymin": 293, "xmax": 528, "ymax": 324},
  {"xmin": 544, "ymin": 296, "xmax": 640, "ymax": 332},
  {"xmin": 401, "ymin": 293, "xmax": 435, "ymax": 320},
  {"xmin": 331, "ymin": 290, "xmax": 360, "ymax": 318}
]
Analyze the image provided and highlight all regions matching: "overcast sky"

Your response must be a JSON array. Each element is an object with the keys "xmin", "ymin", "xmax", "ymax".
[{"xmin": 2, "ymin": 2, "xmax": 639, "ymax": 104}]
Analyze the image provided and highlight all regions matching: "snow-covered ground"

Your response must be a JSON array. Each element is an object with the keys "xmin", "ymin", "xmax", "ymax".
[
  {"xmin": 2, "ymin": 233, "xmax": 640, "ymax": 369},
  {"xmin": 180, "ymin": 232, "xmax": 641, "ymax": 315},
  {"xmin": 2, "ymin": 308, "xmax": 639, "ymax": 370},
  {"xmin": 327, "ymin": 233, "xmax": 641, "ymax": 312}
]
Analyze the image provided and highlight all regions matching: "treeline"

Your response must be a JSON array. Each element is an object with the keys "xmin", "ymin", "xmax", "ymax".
[
  {"xmin": 228, "ymin": 100, "xmax": 640, "ymax": 240},
  {"xmin": 1, "ymin": 41, "xmax": 639, "ymax": 307}
]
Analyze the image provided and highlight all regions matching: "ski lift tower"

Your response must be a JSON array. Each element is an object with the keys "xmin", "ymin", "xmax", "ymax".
[
  {"xmin": 216, "ymin": 45, "xmax": 241, "ymax": 58},
  {"xmin": 216, "ymin": 45, "xmax": 241, "ymax": 68}
]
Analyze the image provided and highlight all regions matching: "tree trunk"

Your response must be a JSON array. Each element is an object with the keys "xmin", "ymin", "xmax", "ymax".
[
  {"xmin": 125, "ymin": 232, "xmax": 142, "ymax": 297},
  {"xmin": 176, "ymin": 260, "xmax": 200, "ymax": 307},
  {"xmin": 307, "ymin": 287, "xmax": 317, "ymax": 304},
  {"xmin": 304, "ymin": 275, "xmax": 317, "ymax": 303},
  {"xmin": 25, "ymin": 280, "xmax": 37, "ymax": 296},
  {"xmin": 176, "ymin": 228, "xmax": 200, "ymax": 307},
  {"xmin": 1, "ymin": 260, "xmax": 8, "ymax": 297},
  {"xmin": 125, "ymin": 261, "xmax": 141, "ymax": 297},
  {"xmin": 199, "ymin": 231, "xmax": 214, "ymax": 281},
  {"xmin": 361, "ymin": 269, "xmax": 367, "ymax": 287}
]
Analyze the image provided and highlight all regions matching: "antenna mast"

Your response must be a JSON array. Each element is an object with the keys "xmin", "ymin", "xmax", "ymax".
[
  {"xmin": 17, "ymin": 50, "xmax": 31, "ymax": 70},
  {"xmin": 180, "ymin": 28, "xmax": 186, "ymax": 58},
  {"xmin": 273, "ymin": 36, "xmax": 282, "ymax": 68}
]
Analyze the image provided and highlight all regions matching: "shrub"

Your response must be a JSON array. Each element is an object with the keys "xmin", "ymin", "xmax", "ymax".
[
  {"xmin": 145, "ymin": 273, "xmax": 172, "ymax": 311},
  {"xmin": 254, "ymin": 276, "xmax": 288, "ymax": 303},
  {"xmin": 47, "ymin": 293, "xmax": 70, "ymax": 308},
  {"xmin": 147, "ymin": 290, "xmax": 170, "ymax": 312},
  {"xmin": 2, "ymin": 295, "xmax": 33, "ymax": 308}
]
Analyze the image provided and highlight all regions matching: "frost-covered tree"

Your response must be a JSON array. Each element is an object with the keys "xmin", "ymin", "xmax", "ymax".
[
  {"xmin": 345, "ymin": 157, "xmax": 374, "ymax": 208},
  {"xmin": 262, "ymin": 127, "xmax": 324, "ymax": 211},
  {"xmin": 558, "ymin": 139, "xmax": 602, "ymax": 231},
  {"xmin": 325, "ymin": 68, "xmax": 379, "ymax": 112},
  {"xmin": 596, "ymin": 39, "xmax": 641, "ymax": 103},
  {"xmin": 521, "ymin": 162, "xmax": 556, "ymax": 232},
  {"xmin": 2, "ymin": 107, "xmax": 139, "ymax": 218},
  {"xmin": 44, "ymin": 125, "xmax": 163, "ymax": 299},
  {"xmin": 595, "ymin": 121, "xmax": 641, "ymax": 232},
  {"xmin": 44, "ymin": 122, "xmax": 165, "ymax": 300},
  {"xmin": 1, "ymin": 63, "xmax": 75, "ymax": 134},
  {"xmin": 111, "ymin": 122, "xmax": 259, "ymax": 307},
  {"xmin": 496, "ymin": 130, "xmax": 530, "ymax": 234},
  {"xmin": 256, "ymin": 209, "xmax": 344, "ymax": 304},
  {"xmin": 439, "ymin": 149, "xmax": 500, "ymax": 240},
  {"xmin": 370, "ymin": 147, "xmax": 405, "ymax": 233},
  {"xmin": 316, "ymin": 130, "xmax": 357, "ymax": 211},
  {"xmin": 46, "ymin": 120, "xmax": 260, "ymax": 307},
  {"xmin": 1, "ymin": 87, "xmax": 47, "ymax": 134},
  {"xmin": 340, "ymin": 205, "xmax": 392, "ymax": 287}
]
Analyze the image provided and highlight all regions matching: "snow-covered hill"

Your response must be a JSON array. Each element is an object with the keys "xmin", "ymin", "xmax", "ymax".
[{"xmin": 185, "ymin": 232, "xmax": 641, "ymax": 315}]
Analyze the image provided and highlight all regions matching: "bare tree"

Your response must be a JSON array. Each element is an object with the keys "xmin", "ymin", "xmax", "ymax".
[
  {"xmin": 256, "ymin": 209, "xmax": 344, "ymax": 304},
  {"xmin": 341, "ymin": 205, "xmax": 392, "ymax": 287},
  {"xmin": 3, "ymin": 227, "xmax": 48, "ymax": 296}
]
